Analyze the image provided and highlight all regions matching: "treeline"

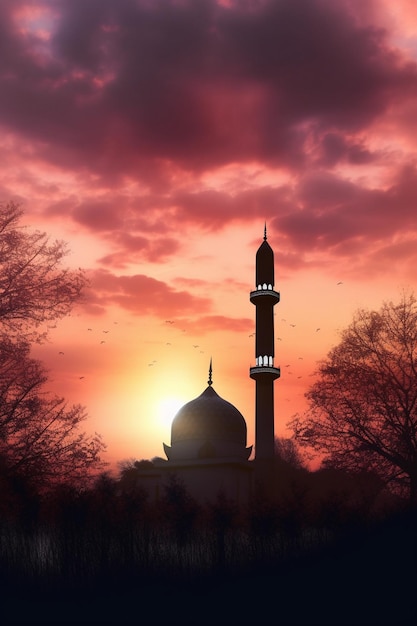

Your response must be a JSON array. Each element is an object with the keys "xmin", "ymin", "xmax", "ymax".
[
  {"xmin": 0, "ymin": 456, "xmax": 411, "ymax": 591},
  {"xmin": 1, "ymin": 459, "xmax": 416, "ymax": 624}
]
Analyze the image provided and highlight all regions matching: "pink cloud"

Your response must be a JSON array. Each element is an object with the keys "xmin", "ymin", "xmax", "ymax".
[
  {"xmin": 168, "ymin": 314, "xmax": 253, "ymax": 336},
  {"xmin": 84, "ymin": 269, "xmax": 212, "ymax": 317},
  {"xmin": 98, "ymin": 233, "xmax": 181, "ymax": 266}
]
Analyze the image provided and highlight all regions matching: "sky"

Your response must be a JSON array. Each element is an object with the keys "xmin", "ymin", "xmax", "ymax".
[{"xmin": 2, "ymin": 0, "xmax": 417, "ymax": 472}]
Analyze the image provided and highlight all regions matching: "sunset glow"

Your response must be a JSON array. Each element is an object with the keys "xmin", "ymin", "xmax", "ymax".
[
  {"xmin": 156, "ymin": 397, "xmax": 186, "ymax": 432},
  {"xmin": 3, "ymin": 0, "xmax": 417, "ymax": 471}
]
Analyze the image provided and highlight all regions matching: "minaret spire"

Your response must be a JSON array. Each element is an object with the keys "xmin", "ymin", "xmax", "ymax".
[
  {"xmin": 208, "ymin": 357, "xmax": 213, "ymax": 386},
  {"xmin": 250, "ymin": 230, "xmax": 280, "ymax": 464}
]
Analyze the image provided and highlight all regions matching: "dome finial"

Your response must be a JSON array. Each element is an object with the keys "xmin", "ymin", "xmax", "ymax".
[
  {"xmin": 208, "ymin": 357, "xmax": 213, "ymax": 386},
  {"xmin": 264, "ymin": 222, "xmax": 267, "ymax": 241}
]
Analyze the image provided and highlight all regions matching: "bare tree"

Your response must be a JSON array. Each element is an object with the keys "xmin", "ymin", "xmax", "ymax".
[
  {"xmin": 290, "ymin": 292, "xmax": 417, "ymax": 505},
  {"xmin": 0, "ymin": 203, "xmax": 104, "ymax": 490},
  {"xmin": 0, "ymin": 338, "xmax": 105, "ymax": 490},
  {"xmin": 0, "ymin": 202, "xmax": 86, "ymax": 343}
]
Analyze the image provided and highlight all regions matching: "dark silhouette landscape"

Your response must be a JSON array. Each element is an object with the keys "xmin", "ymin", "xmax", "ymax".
[{"xmin": 1, "ymin": 461, "xmax": 416, "ymax": 625}]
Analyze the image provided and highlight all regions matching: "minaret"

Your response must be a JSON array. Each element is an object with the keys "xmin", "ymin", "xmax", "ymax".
[{"xmin": 250, "ymin": 225, "xmax": 280, "ymax": 462}]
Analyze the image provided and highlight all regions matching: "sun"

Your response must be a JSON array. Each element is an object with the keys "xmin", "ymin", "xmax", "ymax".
[{"xmin": 156, "ymin": 396, "xmax": 184, "ymax": 430}]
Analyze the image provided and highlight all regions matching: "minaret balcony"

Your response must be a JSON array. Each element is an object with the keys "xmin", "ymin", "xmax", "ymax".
[
  {"xmin": 250, "ymin": 365, "xmax": 280, "ymax": 380},
  {"xmin": 250, "ymin": 286, "xmax": 280, "ymax": 305},
  {"xmin": 250, "ymin": 356, "xmax": 280, "ymax": 379}
]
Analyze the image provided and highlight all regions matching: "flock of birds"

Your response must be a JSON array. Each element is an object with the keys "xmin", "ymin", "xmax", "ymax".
[
  {"xmin": 57, "ymin": 323, "xmax": 119, "ymax": 379},
  {"xmin": 273, "ymin": 292, "xmax": 340, "ymax": 381},
  {"xmin": 147, "ymin": 321, "xmax": 205, "ymax": 367},
  {"xmin": 56, "ymin": 281, "xmax": 344, "ymax": 387}
]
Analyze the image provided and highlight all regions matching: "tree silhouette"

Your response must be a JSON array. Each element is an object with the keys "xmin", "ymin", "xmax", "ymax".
[
  {"xmin": 0, "ymin": 202, "xmax": 86, "ymax": 343},
  {"xmin": 0, "ymin": 203, "xmax": 104, "ymax": 491},
  {"xmin": 290, "ymin": 292, "xmax": 417, "ymax": 505},
  {"xmin": 0, "ymin": 338, "xmax": 105, "ymax": 491},
  {"xmin": 274, "ymin": 436, "xmax": 305, "ymax": 469}
]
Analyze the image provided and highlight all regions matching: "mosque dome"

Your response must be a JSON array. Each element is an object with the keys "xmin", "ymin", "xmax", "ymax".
[
  {"xmin": 171, "ymin": 385, "xmax": 247, "ymax": 446},
  {"xmin": 163, "ymin": 364, "xmax": 252, "ymax": 462}
]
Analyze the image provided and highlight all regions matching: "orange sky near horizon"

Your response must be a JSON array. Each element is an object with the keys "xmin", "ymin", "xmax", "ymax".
[{"xmin": 3, "ymin": 0, "xmax": 417, "ymax": 473}]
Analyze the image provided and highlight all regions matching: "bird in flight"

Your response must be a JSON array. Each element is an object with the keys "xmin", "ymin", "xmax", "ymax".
[
  {"xmin": 100, "ymin": 340, "xmax": 106, "ymax": 344},
  {"xmin": 337, "ymin": 281, "xmax": 343, "ymax": 285},
  {"xmin": 290, "ymin": 324, "xmax": 296, "ymax": 327},
  {"xmin": 79, "ymin": 376, "xmax": 85, "ymax": 380},
  {"xmin": 165, "ymin": 320, "xmax": 175, "ymax": 324},
  {"xmin": 103, "ymin": 330, "xmax": 109, "ymax": 334},
  {"xmin": 193, "ymin": 345, "xmax": 199, "ymax": 348},
  {"xmin": 316, "ymin": 328, "xmax": 321, "ymax": 332},
  {"xmin": 87, "ymin": 328, "xmax": 93, "ymax": 331},
  {"xmin": 58, "ymin": 351, "xmax": 64, "ymax": 355}
]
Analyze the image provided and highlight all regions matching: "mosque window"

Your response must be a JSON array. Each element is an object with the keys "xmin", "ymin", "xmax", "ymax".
[
  {"xmin": 268, "ymin": 284, "xmax": 272, "ymax": 290},
  {"xmin": 258, "ymin": 284, "xmax": 262, "ymax": 290},
  {"xmin": 263, "ymin": 283, "xmax": 267, "ymax": 290},
  {"xmin": 256, "ymin": 355, "xmax": 274, "ymax": 366}
]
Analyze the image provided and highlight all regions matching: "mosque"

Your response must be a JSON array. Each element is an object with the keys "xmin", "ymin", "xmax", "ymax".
[{"xmin": 136, "ymin": 228, "xmax": 280, "ymax": 504}]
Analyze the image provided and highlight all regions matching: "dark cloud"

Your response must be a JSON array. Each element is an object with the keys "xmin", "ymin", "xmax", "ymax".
[
  {"xmin": 297, "ymin": 172, "xmax": 360, "ymax": 211},
  {"xmin": 56, "ymin": 194, "xmax": 175, "ymax": 235},
  {"xmin": 270, "ymin": 164, "xmax": 417, "ymax": 271},
  {"xmin": 318, "ymin": 133, "xmax": 376, "ymax": 167},
  {"xmin": 236, "ymin": 0, "xmax": 408, "ymax": 128},
  {"xmin": 171, "ymin": 185, "xmax": 294, "ymax": 231},
  {"xmin": 52, "ymin": 183, "xmax": 294, "ymax": 243},
  {"xmin": 45, "ymin": 162, "xmax": 417, "ymax": 275},
  {"xmin": 72, "ymin": 199, "xmax": 126, "ymax": 231},
  {"xmin": 2, "ymin": 0, "xmax": 417, "ymax": 282},
  {"xmin": 1, "ymin": 0, "xmax": 415, "ymax": 179}
]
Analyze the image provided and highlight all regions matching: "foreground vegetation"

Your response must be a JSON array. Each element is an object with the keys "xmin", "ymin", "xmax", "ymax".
[{"xmin": 1, "ymin": 464, "xmax": 416, "ymax": 625}]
